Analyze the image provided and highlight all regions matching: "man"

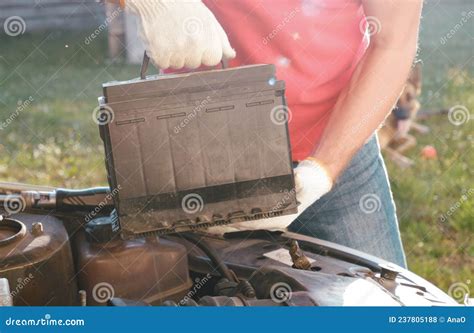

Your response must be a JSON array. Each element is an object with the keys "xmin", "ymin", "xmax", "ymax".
[{"xmin": 111, "ymin": 0, "xmax": 423, "ymax": 267}]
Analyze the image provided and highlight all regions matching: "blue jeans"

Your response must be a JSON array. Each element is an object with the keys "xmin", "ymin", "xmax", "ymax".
[{"xmin": 288, "ymin": 136, "xmax": 407, "ymax": 267}]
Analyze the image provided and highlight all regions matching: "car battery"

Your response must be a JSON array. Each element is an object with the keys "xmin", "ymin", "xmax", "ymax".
[{"xmin": 98, "ymin": 60, "xmax": 297, "ymax": 237}]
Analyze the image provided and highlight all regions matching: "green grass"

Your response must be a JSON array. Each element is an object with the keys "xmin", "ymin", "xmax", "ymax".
[
  {"xmin": 0, "ymin": 2, "xmax": 472, "ymax": 295},
  {"xmin": 0, "ymin": 30, "xmax": 137, "ymax": 187},
  {"xmin": 384, "ymin": 1, "xmax": 474, "ymax": 293}
]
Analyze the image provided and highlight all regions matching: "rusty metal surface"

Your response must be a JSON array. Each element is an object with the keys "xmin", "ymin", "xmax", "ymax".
[
  {"xmin": 289, "ymin": 240, "xmax": 312, "ymax": 270},
  {"xmin": 0, "ymin": 213, "xmax": 78, "ymax": 305}
]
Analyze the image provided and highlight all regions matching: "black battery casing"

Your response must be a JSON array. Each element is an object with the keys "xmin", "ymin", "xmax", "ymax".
[{"xmin": 99, "ymin": 64, "xmax": 297, "ymax": 237}]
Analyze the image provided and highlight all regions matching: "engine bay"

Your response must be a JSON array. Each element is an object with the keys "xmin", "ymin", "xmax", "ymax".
[{"xmin": 0, "ymin": 213, "xmax": 457, "ymax": 307}]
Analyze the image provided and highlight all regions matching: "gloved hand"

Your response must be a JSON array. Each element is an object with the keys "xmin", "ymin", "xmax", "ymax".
[
  {"xmin": 207, "ymin": 158, "xmax": 333, "ymax": 234},
  {"xmin": 124, "ymin": 0, "xmax": 236, "ymax": 69}
]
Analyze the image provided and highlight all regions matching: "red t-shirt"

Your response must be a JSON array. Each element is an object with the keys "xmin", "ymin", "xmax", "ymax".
[{"xmin": 204, "ymin": 0, "xmax": 368, "ymax": 161}]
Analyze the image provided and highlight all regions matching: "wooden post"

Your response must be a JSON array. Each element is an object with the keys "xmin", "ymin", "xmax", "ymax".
[
  {"xmin": 105, "ymin": 2, "xmax": 125, "ymax": 61},
  {"xmin": 124, "ymin": 12, "xmax": 145, "ymax": 64}
]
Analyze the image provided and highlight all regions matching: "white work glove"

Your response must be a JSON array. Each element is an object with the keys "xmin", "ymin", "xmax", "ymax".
[
  {"xmin": 207, "ymin": 159, "xmax": 334, "ymax": 234},
  {"xmin": 125, "ymin": 0, "xmax": 236, "ymax": 69}
]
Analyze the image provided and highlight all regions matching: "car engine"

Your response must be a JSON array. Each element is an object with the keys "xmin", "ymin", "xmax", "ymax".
[{"xmin": 0, "ymin": 212, "xmax": 457, "ymax": 307}]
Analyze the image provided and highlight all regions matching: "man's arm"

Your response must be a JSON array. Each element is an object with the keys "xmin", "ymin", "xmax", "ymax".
[{"xmin": 311, "ymin": 0, "xmax": 423, "ymax": 180}]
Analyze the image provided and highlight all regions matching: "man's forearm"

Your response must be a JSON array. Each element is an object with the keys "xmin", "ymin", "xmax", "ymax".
[
  {"xmin": 311, "ymin": 0, "xmax": 423, "ymax": 180},
  {"xmin": 311, "ymin": 45, "xmax": 417, "ymax": 180}
]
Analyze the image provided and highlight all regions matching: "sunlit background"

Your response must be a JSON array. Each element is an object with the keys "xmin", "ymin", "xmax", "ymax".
[{"xmin": 0, "ymin": 0, "xmax": 472, "ymax": 295}]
